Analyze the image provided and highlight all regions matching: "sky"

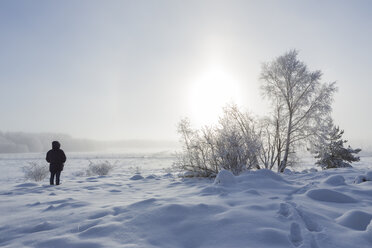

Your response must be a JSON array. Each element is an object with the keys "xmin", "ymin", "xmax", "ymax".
[{"xmin": 0, "ymin": 0, "xmax": 372, "ymax": 146}]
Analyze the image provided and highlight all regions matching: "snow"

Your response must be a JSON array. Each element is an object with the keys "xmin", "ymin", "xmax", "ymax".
[
  {"xmin": 354, "ymin": 171, "xmax": 372, "ymax": 184},
  {"xmin": 323, "ymin": 175, "xmax": 346, "ymax": 186},
  {"xmin": 130, "ymin": 174, "xmax": 144, "ymax": 180},
  {"xmin": 289, "ymin": 222, "xmax": 302, "ymax": 246},
  {"xmin": 214, "ymin": 169, "xmax": 235, "ymax": 185},
  {"xmin": 1, "ymin": 152, "xmax": 372, "ymax": 247},
  {"xmin": 306, "ymin": 189, "xmax": 358, "ymax": 203},
  {"xmin": 336, "ymin": 210, "xmax": 372, "ymax": 231}
]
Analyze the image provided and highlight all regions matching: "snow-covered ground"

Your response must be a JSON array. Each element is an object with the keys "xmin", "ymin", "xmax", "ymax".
[{"xmin": 1, "ymin": 152, "xmax": 372, "ymax": 248}]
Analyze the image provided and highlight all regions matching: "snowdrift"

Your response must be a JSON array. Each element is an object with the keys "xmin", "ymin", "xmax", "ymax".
[{"xmin": 1, "ymin": 155, "xmax": 372, "ymax": 247}]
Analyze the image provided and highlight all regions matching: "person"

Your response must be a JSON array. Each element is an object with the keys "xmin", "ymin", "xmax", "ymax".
[{"xmin": 46, "ymin": 141, "xmax": 66, "ymax": 185}]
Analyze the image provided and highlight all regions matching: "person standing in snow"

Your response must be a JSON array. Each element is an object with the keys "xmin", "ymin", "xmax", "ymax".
[{"xmin": 46, "ymin": 141, "xmax": 66, "ymax": 185}]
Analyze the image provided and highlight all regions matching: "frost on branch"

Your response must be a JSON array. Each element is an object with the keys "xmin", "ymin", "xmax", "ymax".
[
  {"xmin": 86, "ymin": 160, "xmax": 114, "ymax": 176},
  {"xmin": 175, "ymin": 104, "xmax": 260, "ymax": 177},
  {"xmin": 23, "ymin": 162, "xmax": 49, "ymax": 182},
  {"xmin": 260, "ymin": 50, "xmax": 337, "ymax": 172}
]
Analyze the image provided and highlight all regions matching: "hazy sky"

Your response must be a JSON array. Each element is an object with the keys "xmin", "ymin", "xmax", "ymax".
[{"xmin": 1, "ymin": 0, "xmax": 371, "ymax": 144}]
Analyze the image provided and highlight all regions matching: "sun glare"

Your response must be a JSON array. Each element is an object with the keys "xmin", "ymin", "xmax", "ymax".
[{"xmin": 189, "ymin": 65, "xmax": 243, "ymax": 127}]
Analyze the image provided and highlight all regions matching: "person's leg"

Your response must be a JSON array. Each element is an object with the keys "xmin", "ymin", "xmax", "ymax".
[
  {"xmin": 56, "ymin": 171, "xmax": 61, "ymax": 185},
  {"xmin": 50, "ymin": 172, "xmax": 55, "ymax": 185}
]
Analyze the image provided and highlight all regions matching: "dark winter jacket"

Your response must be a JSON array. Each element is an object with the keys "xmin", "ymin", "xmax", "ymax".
[{"xmin": 46, "ymin": 141, "xmax": 66, "ymax": 173}]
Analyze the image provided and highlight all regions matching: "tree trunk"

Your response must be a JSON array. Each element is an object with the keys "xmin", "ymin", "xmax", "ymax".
[{"xmin": 279, "ymin": 114, "xmax": 292, "ymax": 173}]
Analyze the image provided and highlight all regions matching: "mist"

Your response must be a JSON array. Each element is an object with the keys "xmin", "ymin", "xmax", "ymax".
[{"xmin": 0, "ymin": 131, "xmax": 178, "ymax": 154}]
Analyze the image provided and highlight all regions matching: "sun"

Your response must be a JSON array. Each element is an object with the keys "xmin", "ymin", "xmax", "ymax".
[{"xmin": 189, "ymin": 65, "xmax": 243, "ymax": 127}]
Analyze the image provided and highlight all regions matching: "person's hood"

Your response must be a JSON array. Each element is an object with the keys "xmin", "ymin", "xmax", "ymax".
[{"xmin": 52, "ymin": 141, "xmax": 60, "ymax": 150}]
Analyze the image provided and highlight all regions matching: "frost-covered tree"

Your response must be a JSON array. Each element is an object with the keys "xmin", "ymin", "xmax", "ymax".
[
  {"xmin": 175, "ymin": 104, "xmax": 260, "ymax": 176},
  {"xmin": 313, "ymin": 121, "xmax": 361, "ymax": 169},
  {"xmin": 177, "ymin": 119, "xmax": 221, "ymax": 177},
  {"xmin": 257, "ymin": 103, "xmax": 287, "ymax": 170},
  {"xmin": 217, "ymin": 104, "xmax": 261, "ymax": 173},
  {"xmin": 260, "ymin": 50, "xmax": 337, "ymax": 172}
]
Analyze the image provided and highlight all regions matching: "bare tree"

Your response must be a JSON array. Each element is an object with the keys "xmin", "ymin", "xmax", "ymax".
[
  {"xmin": 257, "ymin": 116, "xmax": 283, "ymax": 170},
  {"xmin": 260, "ymin": 50, "xmax": 337, "ymax": 172},
  {"xmin": 175, "ymin": 118, "xmax": 218, "ymax": 177},
  {"xmin": 217, "ymin": 104, "xmax": 261, "ymax": 173},
  {"xmin": 175, "ymin": 104, "xmax": 260, "ymax": 176}
]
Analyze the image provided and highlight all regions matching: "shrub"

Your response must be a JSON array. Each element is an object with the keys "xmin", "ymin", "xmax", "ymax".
[
  {"xmin": 86, "ymin": 160, "xmax": 114, "ymax": 176},
  {"xmin": 72, "ymin": 170, "xmax": 86, "ymax": 177},
  {"xmin": 175, "ymin": 104, "xmax": 261, "ymax": 177},
  {"xmin": 128, "ymin": 166, "xmax": 142, "ymax": 174},
  {"xmin": 23, "ymin": 162, "xmax": 49, "ymax": 182}
]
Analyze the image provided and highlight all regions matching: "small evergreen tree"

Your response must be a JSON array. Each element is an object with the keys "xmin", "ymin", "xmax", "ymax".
[{"xmin": 314, "ymin": 123, "xmax": 361, "ymax": 169}]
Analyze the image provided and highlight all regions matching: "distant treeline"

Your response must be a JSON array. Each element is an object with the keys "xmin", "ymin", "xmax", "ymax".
[{"xmin": 0, "ymin": 131, "xmax": 178, "ymax": 153}]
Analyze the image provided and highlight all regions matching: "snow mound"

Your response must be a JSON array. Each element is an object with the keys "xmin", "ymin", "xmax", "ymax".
[
  {"xmin": 214, "ymin": 169, "xmax": 235, "ymax": 185},
  {"xmin": 129, "ymin": 198, "xmax": 157, "ymax": 208},
  {"xmin": 247, "ymin": 169, "xmax": 284, "ymax": 181},
  {"xmin": 162, "ymin": 173, "xmax": 173, "ymax": 178},
  {"xmin": 15, "ymin": 182, "xmax": 38, "ymax": 187},
  {"xmin": 306, "ymin": 189, "xmax": 357, "ymax": 203},
  {"xmin": 354, "ymin": 175, "xmax": 368, "ymax": 184},
  {"xmin": 323, "ymin": 175, "xmax": 346, "ymax": 186},
  {"xmin": 354, "ymin": 171, "xmax": 372, "ymax": 184},
  {"xmin": 336, "ymin": 210, "xmax": 372, "ymax": 231},
  {"xmin": 255, "ymin": 228, "xmax": 292, "ymax": 246},
  {"xmin": 236, "ymin": 169, "xmax": 290, "ymax": 189},
  {"xmin": 145, "ymin": 174, "xmax": 157, "ymax": 179},
  {"xmin": 130, "ymin": 174, "xmax": 144, "ymax": 180}
]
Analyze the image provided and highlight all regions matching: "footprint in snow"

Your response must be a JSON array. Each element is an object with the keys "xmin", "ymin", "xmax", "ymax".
[{"xmin": 289, "ymin": 222, "xmax": 303, "ymax": 247}]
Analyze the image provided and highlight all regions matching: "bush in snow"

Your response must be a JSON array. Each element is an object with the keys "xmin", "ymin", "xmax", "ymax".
[
  {"xmin": 312, "ymin": 121, "xmax": 361, "ymax": 169},
  {"xmin": 72, "ymin": 170, "xmax": 86, "ymax": 177},
  {"xmin": 86, "ymin": 160, "xmax": 114, "ymax": 176},
  {"xmin": 23, "ymin": 162, "xmax": 49, "ymax": 182},
  {"xmin": 178, "ymin": 170, "xmax": 212, "ymax": 178},
  {"xmin": 128, "ymin": 166, "xmax": 142, "ymax": 174},
  {"xmin": 175, "ymin": 104, "xmax": 260, "ymax": 177}
]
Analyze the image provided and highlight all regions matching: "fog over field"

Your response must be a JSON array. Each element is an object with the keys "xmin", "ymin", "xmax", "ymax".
[{"xmin": 0, "ymin": 131, "xmax": 178, "ymax": 154}]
